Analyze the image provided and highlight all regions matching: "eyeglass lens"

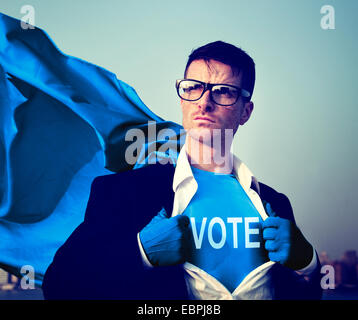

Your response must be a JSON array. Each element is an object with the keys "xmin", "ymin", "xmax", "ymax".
[{"xmin": 178, "ymin": 80, "xmax": 239, "ymax": 106}]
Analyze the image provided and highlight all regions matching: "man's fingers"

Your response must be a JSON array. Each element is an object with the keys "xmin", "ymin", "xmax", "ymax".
[
  {"xmin": 176, "ymin": 214, "xmax": 190, "ymax": 228},
  {"xmin": 265, "ymin": 202, "xmax": 277, "ymax": 217},
  {"xmin": 157, "ymin": 208, "xmax": 169, "ymax": 219},
  {"xmin": 263, "ymin": 227, "xmax": 277, "ymax": 240},
  {"xmin": 262, "ymin": 216, "xmax": 282, "ymax": 229},
  {"xmin": 268, "ymin": 251, "xmax": 281, "ymax": 263},
  {"xmin": 264, "ymin": 240, "xmax": 278, "ymax": 252}
]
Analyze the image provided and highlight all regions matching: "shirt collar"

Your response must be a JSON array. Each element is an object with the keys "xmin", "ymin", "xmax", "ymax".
[
  {"xmin": 173, "ymin": 144, "xmax": 194, "ymax": 192},
  {"xmin": 173, "ymin": 143, "xmax": 258, "ymax": 194}
]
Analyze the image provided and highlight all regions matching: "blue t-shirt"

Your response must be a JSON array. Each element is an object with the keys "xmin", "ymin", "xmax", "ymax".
[{"xmin": 183, "ymin": 166, "xmax": 269, "ymax": 292}]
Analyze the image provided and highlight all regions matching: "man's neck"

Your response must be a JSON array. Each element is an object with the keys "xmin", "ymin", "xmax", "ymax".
[{"xmin": 185, "ymin": 135, "xmax": 234, "ymax": 174}]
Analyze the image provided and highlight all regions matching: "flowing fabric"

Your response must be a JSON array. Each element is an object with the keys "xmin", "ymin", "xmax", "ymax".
[{"xmin": 0, "ymin": 12, "xmax": 183, "ymax": 285}]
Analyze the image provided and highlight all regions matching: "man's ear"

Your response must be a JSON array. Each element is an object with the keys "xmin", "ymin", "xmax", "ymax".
[{"xmin": 239, "ymin": 101, "xmax": 254, "ymax": 125}]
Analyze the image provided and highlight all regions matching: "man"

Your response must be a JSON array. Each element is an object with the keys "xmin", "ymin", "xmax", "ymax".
[{"xmin": 42, "ymin": 41, "xmax": 322, "ymax": 300}]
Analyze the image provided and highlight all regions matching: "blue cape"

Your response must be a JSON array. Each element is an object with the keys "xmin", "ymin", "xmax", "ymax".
[{"xmin": 0, "ymin": 12, "xmax": 182, "ymax": 285}]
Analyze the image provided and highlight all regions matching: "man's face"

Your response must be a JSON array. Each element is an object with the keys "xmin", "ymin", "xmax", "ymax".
[{"xmin": 180, "ymin": 59, "xmax": 253, "ymax": 142}]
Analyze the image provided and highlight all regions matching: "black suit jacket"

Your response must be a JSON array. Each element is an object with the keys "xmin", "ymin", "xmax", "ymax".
[{"xmin": 42, "ymin": 163, "xmax": 322, "ymax": 300}]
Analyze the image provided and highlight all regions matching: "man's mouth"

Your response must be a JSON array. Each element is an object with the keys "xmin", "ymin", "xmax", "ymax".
[{"xmin": 194, "ymin": 116, "xmax": 215, "ymax": 123}]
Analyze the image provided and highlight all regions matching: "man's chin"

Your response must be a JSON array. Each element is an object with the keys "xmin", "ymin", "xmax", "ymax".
[{"xmin": 186, "ymin": 127, "xmax": 214, "ymax": 143}]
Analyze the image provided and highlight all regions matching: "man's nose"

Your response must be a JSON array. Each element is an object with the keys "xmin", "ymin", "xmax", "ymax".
[{"xmin": 198, "ymin": 90, "xmax": 215, "ymax": 113}]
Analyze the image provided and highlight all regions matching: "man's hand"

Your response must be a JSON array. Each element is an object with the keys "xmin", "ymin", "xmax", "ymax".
[
  {"xmin": 262, "ymin": 213, "xmax": 313, "ymax": 270},
  {"xmin": 139, "ymin": 208, "xmax": 192, "ymax": 266}
]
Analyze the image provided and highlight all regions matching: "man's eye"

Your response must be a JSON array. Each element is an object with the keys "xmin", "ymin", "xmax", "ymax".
[
  {"xmin": 183, "ymin": 84, "xmax": 202, "ymax": 92},
  {"xmin": 213, "ymin": 86, "xmax": 232, "ymax": 95}
]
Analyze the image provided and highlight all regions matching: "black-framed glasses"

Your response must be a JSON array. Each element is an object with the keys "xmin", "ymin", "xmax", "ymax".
[{"xmin": 176, "ymin": 79, "xmax": 251, "ymax": 106}]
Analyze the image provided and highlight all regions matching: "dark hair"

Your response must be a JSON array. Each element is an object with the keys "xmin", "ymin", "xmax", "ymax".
[{"xmin": 184, "ymin": 41, "xmax": 256, "ymax": 99}]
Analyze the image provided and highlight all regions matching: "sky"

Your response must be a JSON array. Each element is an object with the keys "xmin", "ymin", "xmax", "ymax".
[{"xmin": 1, "ymin": 0, "xmax": 357, "ymax": 260}]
